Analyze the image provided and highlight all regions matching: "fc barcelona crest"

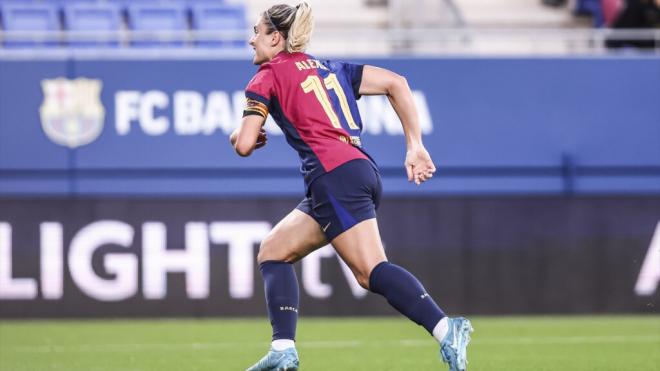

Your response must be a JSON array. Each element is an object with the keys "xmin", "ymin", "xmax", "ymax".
[{"xmin": 39, "ymin": 78, "xmax": 105, "ymax": 148}]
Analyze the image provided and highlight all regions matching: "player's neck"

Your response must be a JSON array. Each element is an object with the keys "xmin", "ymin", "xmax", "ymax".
[{"xmin": 265, "ymin": 46, "xmax": 286, "ymax": 62}]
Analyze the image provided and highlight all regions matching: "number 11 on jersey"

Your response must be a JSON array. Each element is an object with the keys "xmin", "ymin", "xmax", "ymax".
[{"xmin": 300, "ymin": 73, "xmax": 359, "ymax": 130}]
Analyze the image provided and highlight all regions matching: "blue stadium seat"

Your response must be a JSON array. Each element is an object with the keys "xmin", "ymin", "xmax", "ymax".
[
  {"xmin": 107, "ymin": 0, "xmax": 180, "ymax": 9},
  {"xmin": 104, "ymin": 0, "xmax": 225, "ymax": 14},
  {"xmin": 63, "ymin": 3, "xmax": 122, "ymax": 48},
  {"xmin": 0, "ymin": 3, "xmax": 60, "ymax": 48},
  {"xmin": 0, "ymin": 0, "xmax": 45, "ymax": 5},
  {"xmin": 41, "ymin": 0, "xmax": 110, "ymax": 9},
  {"xmin": 56, "ymin": 0, "xmax": 105, "ymax": 5},
  {"xmin": 0, "ymin": 0, "xmax": 37, "ymax": 4},
  {"xmin": 127, "ymin": 3, "xmax": 188, "ymax": 47},
  {"xmin": 188, "ymin": 0, "xmax": 227, "ymax": 4},
  {"xmin": 191, "ymin": 4, "xmax": 247, "ymax": 49}
]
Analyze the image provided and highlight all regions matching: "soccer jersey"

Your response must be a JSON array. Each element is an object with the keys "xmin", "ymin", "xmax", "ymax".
[{"xmin": 244, "ymin": 51, "xmax": 376, "ymax": 191}]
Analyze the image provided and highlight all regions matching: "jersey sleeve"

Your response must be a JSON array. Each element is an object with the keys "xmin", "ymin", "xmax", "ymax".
[
  {"xmin": 244, "ymin": 66, "xmax": 274, "ymax": 118},
  {"xmin": 342, "ymin": 62, "xmax": 364, "ymax": 100}
]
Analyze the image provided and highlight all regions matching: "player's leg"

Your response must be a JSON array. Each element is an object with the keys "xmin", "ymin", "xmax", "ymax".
[
  {"xmin": 257, "ymin": 207, "xmax": 327, "ymax": 264},
  {"xmin": 331, "ymin": 218, "xmax": 447, "ymax": 337},
  {"xmin": 331, "ymin": 219, "xmax": 473, "ymax": 371},
  {"xmin": 296, "ymin": 158, "xmax": 471, "ymax": 369},
  {"xmin": 310, "ymin": 159, "xmax": 448, "ymax": 338},
  {"xmin": 247, "ymin": 207, "xmax": 327, "ymax": 371},
  {"xmin": 257, "ymin": 207, "xmax": 326, "ymax": 347}
]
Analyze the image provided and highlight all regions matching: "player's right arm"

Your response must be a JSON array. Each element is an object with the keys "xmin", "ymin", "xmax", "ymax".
[
  {"xmin": 359, "ymin": 65, "xmax": 436, "ymax": 185},
  {"xmin": 230, "ymin": 115, "xmax": 267, "ymax": 157}
]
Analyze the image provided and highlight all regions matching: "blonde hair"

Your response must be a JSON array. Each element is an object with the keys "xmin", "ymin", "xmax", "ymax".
[{"xmin": 263, "ymin": 2, "xmax": 314, "ymax": 53}]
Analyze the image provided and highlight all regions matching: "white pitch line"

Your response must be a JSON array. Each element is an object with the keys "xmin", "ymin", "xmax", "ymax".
[
  {"xmin": 477, "ymin": 335, "xmax": 660, "ymax": 345},
  {"xmin": 401, "ymin": 335, "xmax": 660, "ymax": 346},
  {"xmin": 4, "ymin": 335, "xmax": 659, "ymax": 353}
]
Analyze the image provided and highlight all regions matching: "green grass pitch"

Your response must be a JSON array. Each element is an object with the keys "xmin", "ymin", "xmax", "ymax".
[{"xmin": 1, "ymin": 316, "xmax": 658, "ymax": 370}]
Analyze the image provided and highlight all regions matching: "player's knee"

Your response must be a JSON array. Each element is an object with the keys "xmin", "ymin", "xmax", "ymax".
[
  {"xmin": 256, "ymin": 235, "xmax": 271, "ymax": 264},
  {"xmin": 257, "ymin": 234, "xmax": 298, "ymax": 264},
  {"xmin": 257, "ymin": 237, "xmax": 275, "ymax": 264},
  {"xmin": 354, "ymin": 270, "xmax": 371, "ymax": 290}
]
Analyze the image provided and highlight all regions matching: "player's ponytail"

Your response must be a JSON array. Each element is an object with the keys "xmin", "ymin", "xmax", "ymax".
[
  {"xmin": 263, "ymin": 2, "xmax": 314, "ymax": 53},
  {"xmin": 287, "ymin": 2, "xmax": 313, "ymax": 53}
]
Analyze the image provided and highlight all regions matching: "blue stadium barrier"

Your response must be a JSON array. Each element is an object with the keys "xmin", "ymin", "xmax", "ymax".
[{"xmin": 0, "ymin": 56, "xmax": 658, "ymax": 196}]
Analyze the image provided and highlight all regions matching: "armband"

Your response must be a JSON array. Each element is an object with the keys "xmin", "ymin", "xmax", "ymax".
[{"xmin": 243, "ymin": 98, "xmax": 268, "ymax": 118}]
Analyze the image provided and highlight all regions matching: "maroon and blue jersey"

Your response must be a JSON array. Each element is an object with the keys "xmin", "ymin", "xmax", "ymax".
[{"xmin": 244, "ymin": 51, "xmax": 376, "ymax": 191}]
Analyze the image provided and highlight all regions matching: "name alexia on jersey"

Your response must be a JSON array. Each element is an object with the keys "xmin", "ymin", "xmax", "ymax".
[{"xmin": 294, "ymin": 59, "xmax": 329, "ymax": 71}]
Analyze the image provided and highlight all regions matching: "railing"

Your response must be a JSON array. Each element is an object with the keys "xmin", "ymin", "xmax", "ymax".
[
  {"xmin": 2, "ymin": 164, "xmax": 659, "ymax": 196},
  {"xmin": 0, "ymin": 28, "xmax": 659, "ymax": 57},
  {"xmin": 0, "ymin": 29, "xmax": 249, "ymax": 45}
]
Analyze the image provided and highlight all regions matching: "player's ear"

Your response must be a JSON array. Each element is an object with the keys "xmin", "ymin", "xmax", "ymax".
[{"xmin": 270, "ymin": 31, "xmax": 281, "ymax": 47}]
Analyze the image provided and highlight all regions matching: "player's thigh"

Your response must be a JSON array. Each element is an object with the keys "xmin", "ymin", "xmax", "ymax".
[
  {"xmin": 330, "ymin": 218, "xmax": 387, "ymax": 289},
  {"xmin": 258, "ymin": 208, "xmax": 328, "ymax": 264}
]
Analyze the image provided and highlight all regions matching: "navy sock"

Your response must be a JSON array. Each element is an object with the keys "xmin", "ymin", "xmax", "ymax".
[
  {"xmin": 260, "ymin": 261, "xmax": 299, "ymax": 341},
  {"xmin": 368, "ymin": 261, "xmax": 445, "ymax": 334}
]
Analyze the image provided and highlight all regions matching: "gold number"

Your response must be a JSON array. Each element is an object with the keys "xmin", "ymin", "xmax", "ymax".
[
  {"xmin": 323, "ymin": 74, "xmax": 359, "ymax": 129},
  {"xmin": 301, "ymin": 75, "xmax": 341, "ymax": 128},
  {"xmin": 301, "ymin": 73, "xmax": 358, "ymax": 130}
]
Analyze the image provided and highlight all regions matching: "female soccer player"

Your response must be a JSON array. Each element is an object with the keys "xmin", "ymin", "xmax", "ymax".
[{"xmin": 230, "ymin": 3, "xmax": 472, "ymax": 370}]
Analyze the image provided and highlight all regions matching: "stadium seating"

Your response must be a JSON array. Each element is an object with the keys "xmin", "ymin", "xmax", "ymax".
[
  {"xmin": 105, "ymin": 0, "xmax": 227, "ymax": 12},
  {"xmin": 0, "ymin": 0, "xmax": 247, "ymax": 49},
  {"xmin": 126, "ymin": 3, "xmax": 188, "ymax": 47},
  {"xmin": 0, "ymin": 3, "xmax": 60, "ymax": 47},
  {"xmin": 63, "ymin": 3, "xmax": 122, "ymax": 47},
  {"xmin": 191, "ymin": 4, "xmax": 247, "ymax": 48},
  {"xmin": 57, "ymin": 0, "xmax": 103, "ymax": 5}
]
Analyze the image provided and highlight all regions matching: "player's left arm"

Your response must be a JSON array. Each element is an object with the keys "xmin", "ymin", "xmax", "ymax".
[
  {"xmin": 359, "ymin": 65, "xmax": 436, "ymax": 185},
  {"xmin": 230, "ymin": 115, "xmax": 267, "ymax": 157}
]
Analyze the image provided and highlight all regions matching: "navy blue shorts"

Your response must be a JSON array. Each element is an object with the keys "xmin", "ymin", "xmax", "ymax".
[{"xmin": 297, "ymin": 159, "xmax": 382, "ymax": 242}]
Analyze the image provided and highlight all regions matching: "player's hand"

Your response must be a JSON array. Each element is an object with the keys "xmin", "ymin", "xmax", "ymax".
[
  {"xmin": 405, "ymin": 146, "xmax": 436, "ymax": 185},
  {"xmin": 254, "ymin": 129, "xmax": 268, "ymax": 149}
]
